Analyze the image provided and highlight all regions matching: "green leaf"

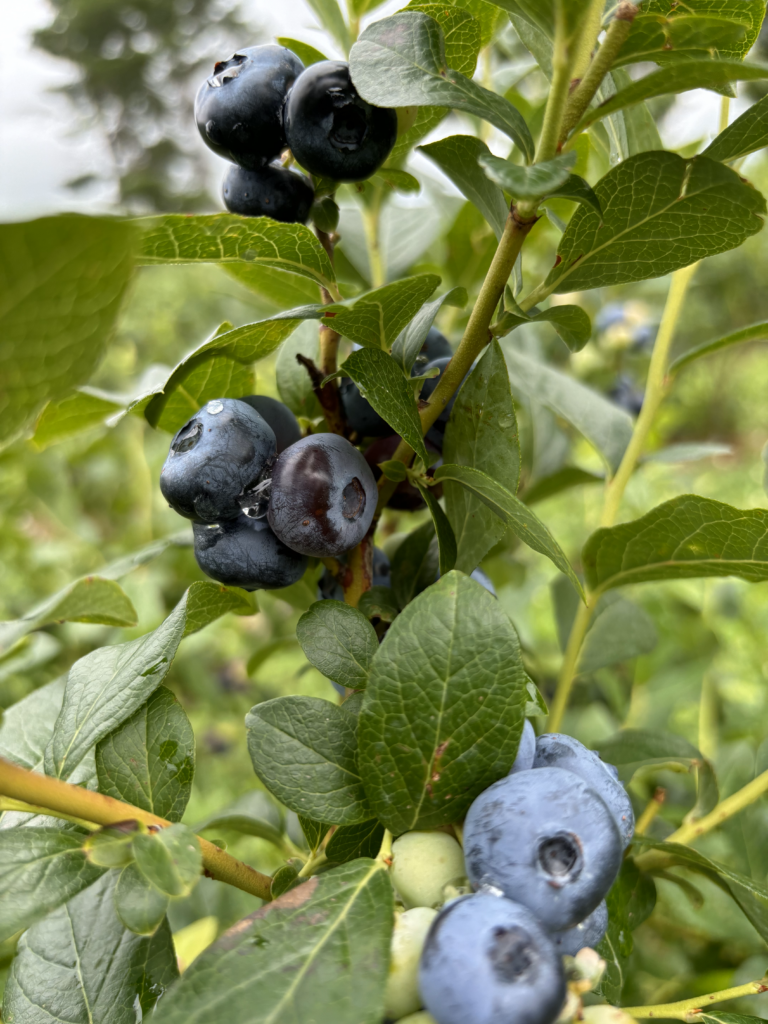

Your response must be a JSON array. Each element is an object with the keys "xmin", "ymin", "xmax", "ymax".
[
  {"xmin": 420, "ymin": 136, "xmax": 509, "ymax": 239},
  {"xmin": 33, "ymin": 387, "xmax": 125, "ymax": 449},
  {"xmin": 83, "ymin": 823, "xmax": 140, "ymax": 869},
  {"xmin": 137, "ymin": 214, "xmax": 336, "ymax": 290},
  {"xmin": 525, "ymin": 680, "xmax": 549, "ymax": 718},
  {"xmin": 370, "ymin": 167, "xmax": 422, "ymax": 193},
  {"xmin": 388, "ymin": 3, "xmax": 484, "ymax": 163},
  {"xmin": 0, "ymin": 215, "xmax": 136, "ymax": 446},
  {"xmin": 541, "ymin": 174, "xmax": 603, "ymax": 217},
  {"xmin": 150, "ymin": 860, "xmax": 393, "ymax": 1024},
  {"xmin": 434, "ymin": 465, "xmax": 583, "ymax": 597},
  {"xmin": 577, "ymin": 595, "xmax": 658, "ymax": 675},
  {"xmin": 350, "ymin": 12, "xmax": 535, "ymax": 162},
  {"xmin": 45, "ymin": 582, "xmax": 247, "ymax": 781},
  {"xmin": 276, "ymin": 322, "xmax": 323, "ymax": 419},
  {"xmin": 576, "ymin": 60, "xmax": 768, "ymax": 132},
  {"xmin": 181, "ymin": 581, "xmax": 255, "ymax": 637},
  {"xmin": 114, "ymin": 862, "xmax": 170, "ymax": 935},
  {"xmin": 136, "ymin": 310, "xmax": 321, "ymax": 433},
  {"xmin": 523, "ymin": 466, "xmax": 604, "ymax": 505},
  {"xmin": 705, "ymin": 94, "xmax": 768, "ymax": 163},
  {"xmin": 324, "ymin": 275, "xmax": 440, "ymax": 351},
  {"xmin": 298, "ymin": 816, "xmax": 331, "ymax": 853},
  {"xmin": 224, "ymin": 262, "xmax": 322, "ymax": 309},
  {"xmin": 443, "ymin": 340, "xmax": 521, "ymax": 573},
  {"xmin": 670, "ymin": 320, "xmax": 768, "ymax": 374},
  {"xmin": 276, "ymin": 37, "xmax": 329, "ymax": 66},
  {"xmin": 306, "ymin": 0, "xmax": 351, "ymax": 53},
  {"xmin": 504, "ymin": 348, "xmax": 633, "ymax": 474},
  {"xmin": 246, "ymin": 696, "xmax": 372, "ymax": 825},
  {"xmin": 618, "ymin": 0, "xmax": 765, "ymax": 67},
  {"xmin": 0, "ymin": 576, "xmax": 137, "ymax": 657},
  {"xmin": 95, "ymin": 686, "xmax": 195, "ymax": 823},
  {"xmin": 132, "ymin": 823, "xmax": 202, "ymax": 898},
  {"xmin": 357, "ymin": 586, "xmax": 402, "ymax": 623},
  {"xmin": 583, "ymin": 494, "xmax": 768, "ymax": 592},
  {"xmin": 637, "ymin": 838, "xmax": 768, "ymax": 945},
  {"xmin": 271, "ymin": 862, "xmax": 301, "ymax": 898},
  {"xmin": 411, "ymin": 481, "xmax": 458, "ymax": 575},
  {"xmin": 341, "ymin": 347, "xmax": 430, "ymax": 465},
  {"xmin": 451, "ymin": 0, "xmax": 503, "ymax": 47},
  {"xmin": 194, "ymin": 791, "xmax": 284, "ymax": 848},
  {"xmin": 479, "ymin": 151, "xmax": 575, "ymax": 198},
  {"xmin": 494, "ymin": 300, "xmax": 592, "ymax": 353},
  {"xmin": 545, "ymin": 153, "xmax": 766, "ymax": 294},
  {"xmin": 597, "ymin": 728, "xmax": 717, "ymax": 787},
  {"xmin": 697, "ymin": 1015, "xmax": 768, "ymax": 1024},
  {"xmin": 390, "ymin": 287, "xmax": 466, "ymax": 374},
  {"xmin": 359, "ymin": 572, "xmax": 527, "ymax": 832},
  {"xmin": 3, "ymin": 872, "xmax": 178, "ymax": 1023},
  {"xmin": 325, "ymin": 820, "xmax": 385, "ymax": 863},
  {"xmin": 391, "ymin": 521, "xmax": 439, "ymax": 609},
  {"xmin": 0, "ymin": 828, "xmax": 104, "ymax": 942},
  {"xmin": 297, "ymin": 600, "xmax": 379, "ymax": 690},
  {"xmin": 597, "ymin": 860, "xmax": 657, "ymax": 1005}
]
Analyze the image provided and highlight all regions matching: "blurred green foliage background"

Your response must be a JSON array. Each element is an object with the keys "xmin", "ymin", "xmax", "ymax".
[{"xmin": 4, "ymin": 0, "xmax": 768, "ymax": 1008}]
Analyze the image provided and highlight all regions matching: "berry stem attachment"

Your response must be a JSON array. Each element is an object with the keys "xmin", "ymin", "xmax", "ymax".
[
  {"xmin": 0, "ymin": 757, "xmax": 273, "ymax": 902},
  {"xmin": 634, "ymin": 788, "xmax": 666, "ymax": 836},
  {"xmin": 315, "ymin": 227, "xmax": 346, "ymax": 433},
  {"xmin": 376, "ymin": 828, "xmax": 394, "ymax": 867},
  {"xmin": 622, "ymin": 979, "xmax": 768, "ymax": 1020},
  {"xmin": 343, "ymin": 532, "xmax": 373, "ymax": 607},
  {"xmin": 560, "ymin": 3, "xmax": 638, "ymax": 144}
]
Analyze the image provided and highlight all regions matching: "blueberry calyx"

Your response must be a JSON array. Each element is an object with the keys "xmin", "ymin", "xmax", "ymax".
[{"xmin": 537, "ymin": 833, "xmax": 583, "ymax": 886}]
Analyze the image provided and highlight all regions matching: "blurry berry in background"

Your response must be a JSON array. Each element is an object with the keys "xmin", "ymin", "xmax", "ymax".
[
  {"xmin": 238, "ymin": 395, "xmax": 302, "ymax": 454},
  {"xmin": 609, "ymin": 375, "xmax": 644, "ymax": 416}
]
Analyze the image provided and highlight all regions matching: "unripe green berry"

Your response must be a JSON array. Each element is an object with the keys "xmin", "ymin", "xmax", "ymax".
[
  {"xmin": 398, "ymin": 1014, "xmax": 438, "ymax": 1024},
  {"xmin": 384, "ymin": 907, "xmax": 437, "ymax": 1020},
  {"xmin": 390, "ymin": 831, "xmax": 465, "ymax": 909}
]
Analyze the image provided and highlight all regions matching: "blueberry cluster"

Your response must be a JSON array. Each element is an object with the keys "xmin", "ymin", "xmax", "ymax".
[
  {"xmin": 384, "ymin": 728, "xmax": 635, "ymax": 1024},
  {"xmin": 195, "ymin": 45, "xmax": 398, "ymax": 223},
  {"xmin": 160, "ymin": 397, "xmax": 377, "ymax": 589}
]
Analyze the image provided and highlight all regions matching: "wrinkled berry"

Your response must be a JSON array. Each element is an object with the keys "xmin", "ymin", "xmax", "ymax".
[
  {"xmin": 419, "ymin": 892, "xmax": 567, "ymax": 1024},
  {"xmin": 267, "ymin": 433, "xmax": 377, "ymax": 557},
  {"xmin": 193, "ymin": 515, "xmax": 307, "ymax": 590},
  {"xmin": 160, "ymin": 398, "xmax": 276, "ymax": 523},
  {"xmin": 195, "ymin": 44, "xmax": 303, "ymax": 168},
  {"xmin": 463, "ymin": 767, "xmax": 622, "ymax": 931},
  {"xmin": 284, "ymin": 61, "xmax": 397, "ymax": 182}
]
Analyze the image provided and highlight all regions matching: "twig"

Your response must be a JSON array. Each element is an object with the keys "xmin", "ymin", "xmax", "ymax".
[{"xmin": 623, "ymin": 980, "xmax": 768, "ymax": 1020}]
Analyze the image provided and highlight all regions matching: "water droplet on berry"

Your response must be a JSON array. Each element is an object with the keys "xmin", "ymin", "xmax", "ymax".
[{"xmin": 207, "ymin": 400, "xmax": 224, "ymax": 415}]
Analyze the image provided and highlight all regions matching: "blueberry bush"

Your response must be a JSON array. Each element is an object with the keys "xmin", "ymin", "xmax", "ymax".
[{"xmin": 4, "ymin": 1, "xmax": 768, "ymax": 1022}]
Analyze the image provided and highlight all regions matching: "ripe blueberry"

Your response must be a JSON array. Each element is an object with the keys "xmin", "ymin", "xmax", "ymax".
[
  {"xmin": 419, "ymin": 892, "xmax": 567, "ymax": 1024},
  {"xmin": 160, "ymin": 399, "xmax": 276, "ymax": 523},
  {"xmin": 195, "ymin": 44, "xmax": 304, "ymax": 168},
  {"xmin": 419, "ymin": 356, "xmax": 469, "ymax": 448},
  {"xmin": 283, "ymin": 61, "xmax": 397, "ymax": 182},
  {"xmin": 412, "ymin": 327, "xmax": 452, "ymax": 372},
  {"xmin": 509, "ymin": 720, "xmax": 536, "ymax": 775},
  {"xmin": 463, "ymin": 767, "xmax": 623, "ymax": 931},
  {"xmin": 193, "ymin": 515, "xmax": 307, "ymax": 590},
  {"xmin": 222, "ymin": 162, "xmax": 314, "ymax": 223},
  {"xmin": 533, "ymin": 734, "xmax": 634, "ymax": 848},
  {"xmin": 267, "ymin": 433, "xmax": 377, "ymax": 557},
  {"xmin": 237, "ymin": 395, "xmax": 302, "ymax": 454},
  {"xmin": 548, "ymin": 899, "xmax": 608, "ymax": 956},
  {"xmin": 384, "ymin": 907, "xmax": 438, "ymax": 1021},
  {"xmin": 391, "ymin": 831, "xmax": 466, "ymax": 910}
]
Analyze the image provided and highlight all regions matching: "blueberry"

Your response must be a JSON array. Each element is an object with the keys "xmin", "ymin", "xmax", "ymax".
[
  {"xmin": 237, "ymin": 395, "xmax": 302, "ymax": 454},
  {"xmin": 419, "ymin": 356, "xmax": 469, "ymax": 447},
  {"xmin": 195, "ymin": 44, "xmax": 304, "ymax": 168},
  {"xmin": 548, "ymin": 900, "xmax": 608, "ymax": 956},
  {"xmin": 283, "ymin": 61, "xmax": 397, "ymax": 182},
  {"xmin": 411, "ymin": 327, "xmax": 453, "ymax": 373},
  {"xmin": 193, "ymin": 515, "xmax": 307, "ymax": 590},
  {"xmin": 463, "ymin": 767, "xmax": 623, "ymax": 931},
  {"xmin": 419, "ymin": 892, "xmax": 567, "ymax": 1024},
  {"xmin": 509, "ymin": 720, "xmax": 536, "ymax": 775},
  {"xmin": 609, "ymin": 375, "xmax": 644, "ymax": 416},
  {"xmin": 267, "ymin": 433, "xmax": 377, "ymax": 557},
  {"xmin": 160, "ymin": 398, "xmax": 276, "ymax": 523},
  {"xmin": 373, "ymin": 545, "xmax": 391, "ymax": 588},
  {"xmin": 222, "ymin": 162, "xmax": 314, "ymax": 223},
  {"xmin": 532, "ymin": 734, "xmax": 634, "ymax": 849},
  {"xmin": 339, "ymin": 376, "xmax": 391, "ymax": 437},
  {"xmin": 470, "ymin": 568, "xmax": 496, "ymax": 597},
  {"xmin": 391, "ymin": 831, "xmax": 466, "ymax": 910},
  {"xmin": 385, "ymin": 907, "xmax": 438, "ymax": 1021}
]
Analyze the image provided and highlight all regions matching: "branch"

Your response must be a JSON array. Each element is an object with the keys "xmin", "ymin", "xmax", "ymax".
[
  {"xmin": 623, "ymin": 980, "xmax": 768, "ymax": 1021},
  {"xmin": 295, "ymin": 352, "xmax": 346, "ymax": 436},
  {"xmin": 0, "ymin": 757, "xmax": 273, "ymax": 902}
]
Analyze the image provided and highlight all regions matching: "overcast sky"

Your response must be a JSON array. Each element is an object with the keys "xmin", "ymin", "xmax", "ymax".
[{"xmin": 0, "ymin": 0, "xmax": 729, "ymax": 222}]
